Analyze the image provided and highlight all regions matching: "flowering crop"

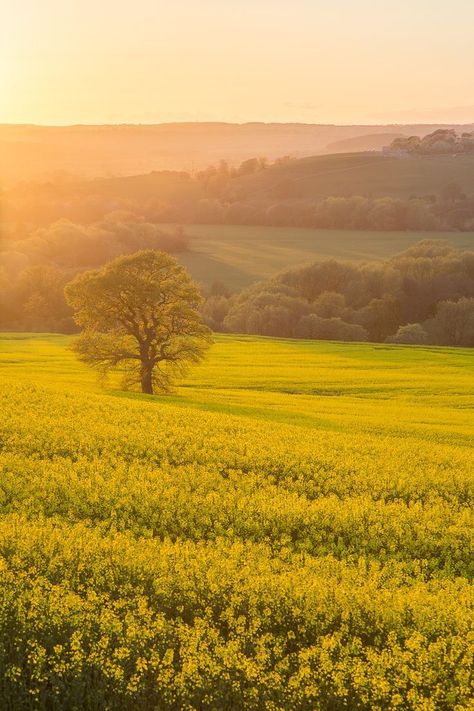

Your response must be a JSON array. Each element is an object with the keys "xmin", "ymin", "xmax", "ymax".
[{"xmin": 0, "ymin": 333, "xmax": 473, "ymax": 709}]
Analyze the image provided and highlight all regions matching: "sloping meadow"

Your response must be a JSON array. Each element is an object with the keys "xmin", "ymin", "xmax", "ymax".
[{"xmin": 0, "ymin": 337, "xmax": 473, "ymax": 709}]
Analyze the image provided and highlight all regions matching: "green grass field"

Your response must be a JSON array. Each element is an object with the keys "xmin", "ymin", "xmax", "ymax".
[
  {"xmin": 173, "ymin": 224, "xmax": 474, "ymax": 289},
  {"xmin": 0, "ymin": 332, "xmax": 473, "ymax": 708},
  {"xmin": 235, "ymin": 152, "xmax": 474, "ymax": 200}
]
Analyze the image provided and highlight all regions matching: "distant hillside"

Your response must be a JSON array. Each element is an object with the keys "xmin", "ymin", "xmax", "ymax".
[
  {"xmin": 67, "ymin": 151, "xmax": 474, "ymax": 203},
  {"xmin": 325, "ymin": 133, "xmax": 403, "ymax": 153},
  {"xmin": 230, "ymin": 152, "xmax": 474, "ymax": 201},
  {"xmin": 2, "ymin": 122, "xmax": 474, "ymax": 184}
]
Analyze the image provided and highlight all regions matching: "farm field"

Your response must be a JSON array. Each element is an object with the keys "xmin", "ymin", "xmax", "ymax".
[
  {"xmin": 172, "ymin": 224, "xmax": 474, "ymax": 289},
  {"xmin": 0, "ymin": 333, "xmax": 473, "ymax": 709}
]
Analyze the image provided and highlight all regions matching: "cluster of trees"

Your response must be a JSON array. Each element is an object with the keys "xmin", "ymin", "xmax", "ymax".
[
  {"xmin": 390, "ymin": 129, "xmax": 474, "ymax": 155},
  {"xmin": 0, "ymin": 264, "xmax": 74, "ymax": 333},
  {"xmin": 0, "ymin": 213, "xmax": 188, "ymax": 332},
  {"xmin": 201, "ymin": 241, "xmax": 474, "ymax": 346},
  {"xmin": 195, "ymin": 156, "xmax": 269, "ymax": 184},
  {"xmin": 2, "ymin": 211, "xmax": 187, "ymax": 271}
]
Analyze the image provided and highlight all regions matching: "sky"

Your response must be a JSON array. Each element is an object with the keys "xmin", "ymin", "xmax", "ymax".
[{"xmin": 2, "ymin": 0, "xmax": 474, "ymax": 126}]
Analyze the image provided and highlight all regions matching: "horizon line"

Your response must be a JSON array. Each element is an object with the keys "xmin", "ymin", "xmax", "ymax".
[{"xmin": 2, "ymin": 120, "xmax": 474, "ymax": 129}]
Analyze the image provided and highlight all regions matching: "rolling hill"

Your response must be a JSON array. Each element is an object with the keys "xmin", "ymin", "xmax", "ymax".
[{"xmin": 231, "ymin": 151, "xmax": 474, "ymax": 202}]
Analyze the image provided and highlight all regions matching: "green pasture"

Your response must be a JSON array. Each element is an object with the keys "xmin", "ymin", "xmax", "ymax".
[{"xmin": 170, "ymin": 223, "xmax": 474, "ymax": 289}]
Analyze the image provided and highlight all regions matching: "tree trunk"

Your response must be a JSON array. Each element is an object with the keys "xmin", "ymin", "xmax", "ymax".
[{"xmin": 140, "ymin": 362, "xmax": 154, "ymax": 394}]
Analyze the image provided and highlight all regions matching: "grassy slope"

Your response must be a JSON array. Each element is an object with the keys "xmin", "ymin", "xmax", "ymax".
[
  {"xmin": 174, "ymin": 224, "xmax": 473, "ymax": 289},
  {"xmin": 234, "ymin": 152, "xmax": 474, "ymax": 200}
]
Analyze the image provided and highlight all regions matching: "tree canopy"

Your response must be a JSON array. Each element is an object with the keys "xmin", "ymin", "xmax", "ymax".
[
  {"xmin": 207, "ymin": 241, "xmax": 474, "ymax": 346},
  {"xmin": 65, "ymin": 250, "xmax": 211, "ymax": 394}
]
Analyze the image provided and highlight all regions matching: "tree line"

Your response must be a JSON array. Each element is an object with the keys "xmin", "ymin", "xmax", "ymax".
[
  {"xmin": 390, "ymin": 128, "xmax": 474, "ymax": 155},
  {"xmin": 201, "ymin": 241, "xmax": 474, "ymax": 346}
]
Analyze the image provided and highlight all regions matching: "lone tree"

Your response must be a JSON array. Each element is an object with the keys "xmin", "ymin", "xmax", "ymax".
[{"xmin": 65, "ymin": 250, "xmax": 211, "ymax": 394}]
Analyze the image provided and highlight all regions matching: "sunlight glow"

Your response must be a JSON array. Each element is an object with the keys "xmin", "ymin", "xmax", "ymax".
[{"xmin": 2, "ymin": 0, "xmax": 474, "ymax": 125}]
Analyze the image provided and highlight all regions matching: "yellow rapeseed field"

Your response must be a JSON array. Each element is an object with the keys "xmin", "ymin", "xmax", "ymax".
[{"xmin": 0, "ymin": 333, "xmax": 473, "ymax": 709}]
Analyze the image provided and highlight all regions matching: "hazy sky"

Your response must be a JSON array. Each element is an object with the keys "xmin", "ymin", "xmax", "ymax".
[{"xmin": 2, "ymin": 0, "xmax": 474, "ymax": 125}]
